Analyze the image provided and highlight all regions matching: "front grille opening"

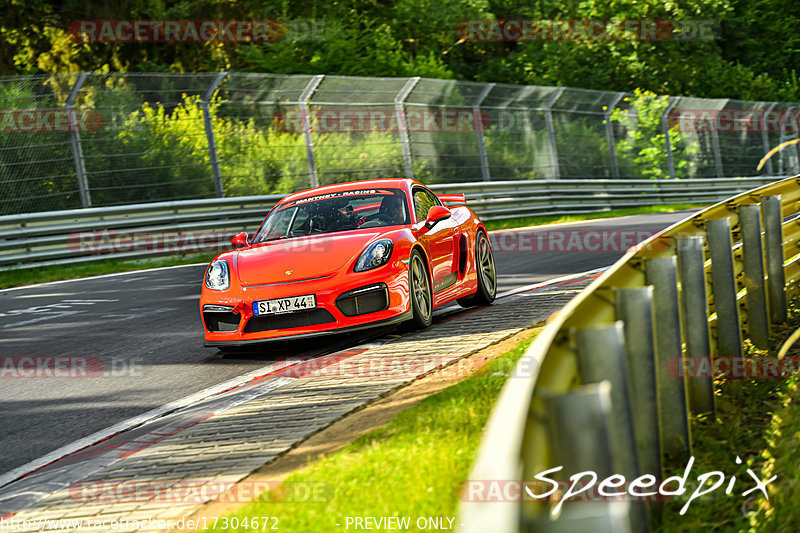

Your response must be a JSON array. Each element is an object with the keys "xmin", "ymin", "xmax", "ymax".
[
  {"xmin": 243, "ymin": 308, "xmax": 336, "ymax": 333},
  {"xmin": 204, "ymin": 311, "xmax": 240, "ymax": 332},
  {"xmin": 336, "ymin": 283, "xmax": 389, "ymax": 317}
]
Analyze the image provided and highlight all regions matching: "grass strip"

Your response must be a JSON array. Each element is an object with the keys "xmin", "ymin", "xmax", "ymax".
[
  {"xmin": 659, "ymin": 300, "xmax": 800, "ymax": 531},
  {"xmin": 204, "ymin": 335, "xmax": 537, "ymax": 532}
]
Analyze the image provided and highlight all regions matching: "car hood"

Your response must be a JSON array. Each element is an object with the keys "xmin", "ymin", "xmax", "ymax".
[{"xmin": 235, "ymin": 231, "xmax": 386, "ymax": 285}]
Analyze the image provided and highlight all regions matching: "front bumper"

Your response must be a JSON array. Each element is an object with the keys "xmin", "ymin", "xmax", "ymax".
[{"xmin": 200, "ymin": 264, "xmax": 410, "ymax": 346}]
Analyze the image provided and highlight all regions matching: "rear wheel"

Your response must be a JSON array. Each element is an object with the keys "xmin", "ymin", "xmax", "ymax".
[
  {"xmin": 457, "ymin": 231, "xmax": 497, "ymax": 307},
  {"xmin": 407, "ymin": 249, "xmax": 433, "ymax": 329}
]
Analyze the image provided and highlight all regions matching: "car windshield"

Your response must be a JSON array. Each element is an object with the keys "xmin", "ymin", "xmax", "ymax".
[{"xmin": 254, "ymin": 188, "xmax": 410, "ymax": 243}]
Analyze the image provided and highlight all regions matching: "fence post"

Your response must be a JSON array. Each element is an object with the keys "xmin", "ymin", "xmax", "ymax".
[
  {"xmin": 645, "ymin": 255, "xmax": 691, "ymax": 459},
  {"xmin": 739, "ymin": 203, "xmax": 770, "ymax": 347},
  {"xmin": 605, "ymin": 92, "xmax": 624, "ymax": 179},
  {"xmin": 762, "ymin": 196, "xmax": 788, "ymax": 324},
  {"xmin": 66, "ymin": 72, "xmax": 91, "ymax": 208},
  {"xmin": 676, "ymin": 237, "xmax": 715, "ymax": 415},
  {"xmin": 710, "ymin": 99, "xmax": 728, "ymax": 178},
  {"xmin": 661, "ymin": 97, "xmax": 679, "ymax": 180},
  {"xmin": 299, "ymin": 74, "xmax": 325, "ymax": 188},
  {"xmin": 707, "ymin": 217, "xmax": 744, "ymax": 358},
  {"xmin": 544, "ymin": 87, "xmax": 565, "ymax": 180},
  {"xmin": 761, "ymin": 103, "xmax": 778, "ymax": 175},
  {"xmin": 474, "ymin": 83, "xmax": 495, "ymax": 182},
  {"xmin": 201, "ymin": 72, "xmax": 227, "ymax": 198},
  {"xmin": 395, "ymin": 77, "xmax": 421, "ymax": 179}
]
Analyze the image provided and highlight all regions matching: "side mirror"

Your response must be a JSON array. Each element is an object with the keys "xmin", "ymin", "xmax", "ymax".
[
  {"xmin": 231, "ymin": 232, "xmax": 250, "ymax": 249},
  {"xmin": 425, "ymin": 206, "xmax": 451, "ymax": 229}
]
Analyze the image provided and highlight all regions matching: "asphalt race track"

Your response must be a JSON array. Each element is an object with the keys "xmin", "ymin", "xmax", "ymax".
[{"xmin": 0, "ymin": 210, "xmax": 695, "ymax": 478}]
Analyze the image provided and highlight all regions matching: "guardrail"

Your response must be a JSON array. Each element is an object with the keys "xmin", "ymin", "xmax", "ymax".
[
  {"xmin": 0, "ymin": 177, "xmax": 783, "ymax": 272},
  {"xmin": 458, "ymin": 175, "xmax": 800, "ymax": 532}
]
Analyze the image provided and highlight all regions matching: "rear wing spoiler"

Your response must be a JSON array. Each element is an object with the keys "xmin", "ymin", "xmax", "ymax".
[{"xmin": 437, "ymin": 194, "xmax": 467, "ymax": 206}]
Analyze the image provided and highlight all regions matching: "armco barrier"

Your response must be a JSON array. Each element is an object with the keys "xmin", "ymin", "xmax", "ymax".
[
  {"xmin": 0, "ymin": 177, "xmax": 781, "ymax": 271},
  {"xmin": 457, "ymin": 176, "xmax": 800, "ymax": 531}
]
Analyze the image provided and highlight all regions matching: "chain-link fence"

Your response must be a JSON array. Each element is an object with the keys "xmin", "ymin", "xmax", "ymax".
[{"xmin": 2, "ymin": 72, "xmax": 799, "ymax": 215}]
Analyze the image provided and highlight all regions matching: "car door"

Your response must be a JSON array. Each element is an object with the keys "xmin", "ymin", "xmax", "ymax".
[{"xmin": 411, "ymin": 186, "xmax": 459, "ymax": 293}]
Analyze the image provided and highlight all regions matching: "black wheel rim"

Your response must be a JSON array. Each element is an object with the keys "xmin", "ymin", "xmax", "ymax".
[
  {"xmin": 411, "ymin": 255, "xmax": 431, "ymax": 319},
  {"xmin": 478, "ymin": 235, "xmax": 496, "ymax": 296}
]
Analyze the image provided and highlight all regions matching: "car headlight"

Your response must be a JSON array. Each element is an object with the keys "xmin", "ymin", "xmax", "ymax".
[
  {"xmin": 205, "ymin": 260, "xmax": 230, "ymax": 290},
  {"xmin": 354, "ymin": 239, "xmax": 393, "ymax": 272}
]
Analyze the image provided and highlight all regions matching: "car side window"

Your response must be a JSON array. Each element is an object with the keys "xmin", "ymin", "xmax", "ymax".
[{"xmin": 412, "ymin": 187, "xmax": 441, "ymax": 222}]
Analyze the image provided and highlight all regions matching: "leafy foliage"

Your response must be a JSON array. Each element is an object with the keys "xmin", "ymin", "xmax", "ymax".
[{"xmin": 3, "ymin": 0, "xmax": 800, "ymax": 103}]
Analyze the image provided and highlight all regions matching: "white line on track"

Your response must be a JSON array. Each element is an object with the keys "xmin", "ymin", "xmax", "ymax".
[{"xmin": 0, "ymin": 358, "xmax": 299, "ymax": 490}]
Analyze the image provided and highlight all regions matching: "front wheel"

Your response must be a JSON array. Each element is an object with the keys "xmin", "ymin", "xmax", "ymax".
[
  {"xmin": 457, "ymin": 231, "xmax": 497, "ymax": 308},
  {"xmin": 406, "ymin": 250, "xmax": 433, "ymax": 330}
]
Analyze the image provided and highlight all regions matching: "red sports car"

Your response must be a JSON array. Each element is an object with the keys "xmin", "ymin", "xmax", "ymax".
[{"xmin": 200, "ymin": 178, "xmax": 497, "ymax": 347}]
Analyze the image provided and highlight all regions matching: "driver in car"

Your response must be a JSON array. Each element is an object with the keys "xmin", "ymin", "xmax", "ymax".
[{"xmin": 356, "ymin": 195, "xmax": 406, "ymax": 227}]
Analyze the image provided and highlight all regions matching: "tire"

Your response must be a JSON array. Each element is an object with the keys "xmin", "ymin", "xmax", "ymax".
[
  {"xmin": 406, "ymin": 249, "xmax": 433, "ymax": 330},
  {"xmin": 457, "ymin": 231, "xmax": 497, "ymax": 308}
]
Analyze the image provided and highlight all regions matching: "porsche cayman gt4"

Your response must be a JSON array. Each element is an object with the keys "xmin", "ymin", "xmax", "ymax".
[{"xmin": 200, "ymin": 178, "xmax": 497, "ymax": 347}]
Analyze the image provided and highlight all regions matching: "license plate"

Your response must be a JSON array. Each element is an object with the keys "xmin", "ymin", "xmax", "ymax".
[{"xmin": 252, "ymin": 294, "xmax": 316, "ymax": 315}]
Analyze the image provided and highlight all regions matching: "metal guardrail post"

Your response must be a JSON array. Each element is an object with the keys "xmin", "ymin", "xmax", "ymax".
[
  {"xmin": 575, "ymin": 324, "xmax": 639, "ymax": 479},
  {"xmin": 533, "ymin": 382, "xmax": 632, "ymax": 533},
  {"xmin": 762, "ymin": 195, "xmax": 788, "ymax": 324},
  {"xmin": 661, "ymin": 98, "xmax": 679, "ymax": 180},
  {"xmin": 201, "ymin": 72, "xmax": 227, "ymax": 198},
  {"xmin": 544, "ymin": 87, "xmax": 565, "ymax": 180},
  {"xmin": 575, "ymin": 323, "xmax": 646, "ymax": 532},
  {"xmin": 707, "ymin": 218, "xmax": 743, "ymax": 357},
  {"xmin": 605, "ymin": 93, "xmax": 624, "ymax": 179},
  {"xmin": 615, "ymin": 288, "xmax": 662, "ymax": 480},
  {"xmin": 299, "ymin": 75, "xmax": 325, "ymax": 188},
  {"xmin": 645, "ymin": 256, "xmax": 691, "ymax": 459},
  {"xmin": 676, "ymin": 237, "xmax": 715, "ymax": 415},
  {"xmin": 395, "ymin": 77, "xmax": 421, "ymax": 179},
  {"xmin": 739, "ymin": 204, "xmax": 770, "ymax": 348},
  {"xmin": 65, "ymin": 72, "xmax": 91, "ymax": 208},
  {"xmin": 761, "ymin": 103, "xmax": 778, "ymax": 175},
  {"xmin": 473, "ymin": 83, "xmax": 495, "ymax": 182}
]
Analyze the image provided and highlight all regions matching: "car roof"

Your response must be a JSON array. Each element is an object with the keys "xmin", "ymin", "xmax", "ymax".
[{"xmin": 280, "ymin": 178, "xmax": 421, "ymax": 204}]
